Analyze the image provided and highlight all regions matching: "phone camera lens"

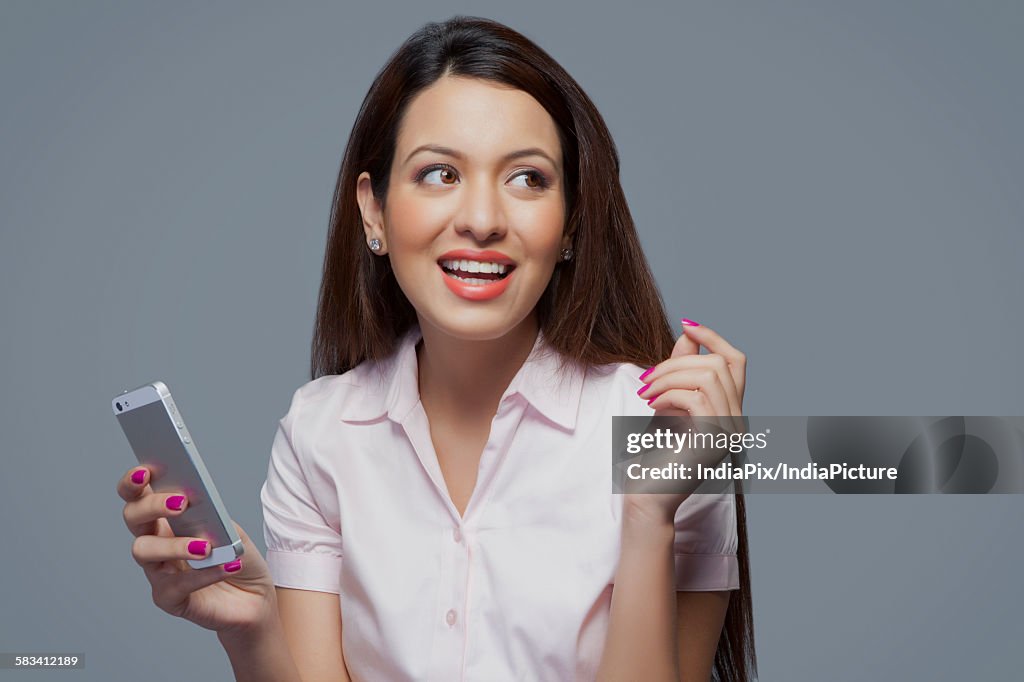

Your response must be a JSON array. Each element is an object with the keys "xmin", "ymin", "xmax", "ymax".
[{"xmin": 116, "ymin": 402, "xmax": 123, "ymax": 411}]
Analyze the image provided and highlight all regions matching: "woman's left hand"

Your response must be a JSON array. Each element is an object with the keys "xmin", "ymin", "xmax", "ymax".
[{"xmin": 625, "ymin": 319, "xmax": 747, "ymax": 527}]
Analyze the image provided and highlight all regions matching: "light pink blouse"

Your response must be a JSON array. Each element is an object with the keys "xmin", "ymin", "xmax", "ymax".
[{"xmin": 261, "ymin": 324, "xmax": 738, "ymax": 681}]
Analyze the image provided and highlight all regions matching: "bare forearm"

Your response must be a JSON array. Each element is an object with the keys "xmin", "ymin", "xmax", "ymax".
[
  {"xmin": 597, "ymin": 514, "xmax": 678, "ymax": 682},
  {"xmin": 217, "ymin": 611, "xmax": 303, "ymax": 682}
]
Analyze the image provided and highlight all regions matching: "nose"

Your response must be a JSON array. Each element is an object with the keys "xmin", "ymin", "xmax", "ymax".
[{"xmin": 453, "ymin": 175, "xmax": 508, "ymax": 243}]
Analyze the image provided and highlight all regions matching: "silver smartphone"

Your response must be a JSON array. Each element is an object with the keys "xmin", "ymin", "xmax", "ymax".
[{"xmin": 112, "ymin": 381, "xmax": 243, "ymax": 568}]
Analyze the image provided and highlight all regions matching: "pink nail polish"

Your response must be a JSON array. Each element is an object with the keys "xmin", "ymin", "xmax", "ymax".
[
  {"xmin": 166, "ymin": 495, "xmax": 185, "ymax": 511},
  {"xmin": 636, "ymin": 383, "xmax": 650, "ymax": 396},
  {"xmin": 188, "ymin": 540, "xmax": 209, "ymax": 556},
  {"xmin": 224, "ymin": 560, "xmax": 242, "ymax": 573},
  {"xmin": 639, "ymin": 366, "xmax": 654, "ymax": 381},
  {"xmin": 131, "ymin": 469, "xmax": 146, "ymax": 485},
  {"xmin": 681, "ymin": 318, "xmax": 700, "ymax": 327},
  {"xmin": 647, "ymin": 395, "xmax": 659, "ymax": 406}
]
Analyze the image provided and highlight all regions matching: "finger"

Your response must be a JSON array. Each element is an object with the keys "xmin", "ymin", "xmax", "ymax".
[
  {"xmin": 650, "ymin": 390, "xmax": 735, "ymax": 470},
  {"xmin": 648, "ymin": 388, "xmax": 735, "ymax": 456},
  {"xmin": 671, "ymin": 319, "xmax": 701, "ymax": 359},
  {"xmin": 157, "ymin": 560, "xmax": 242, "ymax": 615},
  {"xmin": 123, "ymin": 492, "xmax": 189, "ymax": 538},
  {"xmin": 138, "ymin": 542, "xmax": 182, "ymax": 579},
  {"xmin": 636, "ymin": 320, "xmax": 700, "ymax": 385},
  {"xmin": 140, "ymin": 557, "xmax": 176, "ymax": 583},
  {"xmin": 641, "ymin": 368, "xmax": 732, "ymax": 417},
  {"xmin": 679, "ymin": 321, "xmax": 746, "ymax": 399},
  {"xmin": 132, "ymin": 534, "xmax": 211, "ymax": 567},
  {"xmin": 642, "ymin": 355, "xmax": 741, "ymax": 416},
  {"xmin": 147, "ymin": 556, "xmax": 188, "ymax": 578},
  {"xmin": 643, "ymin": 368, "xmax": 743, "ymax": 437},
  {"xmin": 649, "ymin": 387, "xmax": 709, "ymax": 417},
  {"xmin": 130, "ymin": 520, "xmax": 178, "ymax": 581},
  {"xmin": 117, "ymin": 466, "xmax": 151, "ymax": 502}
]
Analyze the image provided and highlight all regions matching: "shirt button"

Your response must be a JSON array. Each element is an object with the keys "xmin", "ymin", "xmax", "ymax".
[
  {"xmin": 445, "ymin": 609, "xmax": 458, "ymax": 627},
  {"xmin": 452, "ymin": 527, "xmax": 463, "ymax": 543}
]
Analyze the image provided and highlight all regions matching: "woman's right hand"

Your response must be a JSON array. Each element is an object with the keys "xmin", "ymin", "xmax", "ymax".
[{"xmin": 117, "ymin": 465, "xmax": 278, "ymax": 638}]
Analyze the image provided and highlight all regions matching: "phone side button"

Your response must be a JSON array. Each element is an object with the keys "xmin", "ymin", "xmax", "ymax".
[
  {"xmin": 168, "ymin": 404, "xmax": 184, "ymax": 428},
  {"xmin": 182, "ymin": 436, "xmax": 191, "ymax": 444}
]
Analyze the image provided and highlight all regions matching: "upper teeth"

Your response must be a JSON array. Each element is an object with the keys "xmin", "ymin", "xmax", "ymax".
[{"xmin": 440, "ymin": 259, "xmax": 509, "ymax": 274}]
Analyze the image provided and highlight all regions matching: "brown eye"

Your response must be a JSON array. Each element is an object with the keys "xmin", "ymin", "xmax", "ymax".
[
  {"xmin": 416, "ymin": 165, "xmax": 459, "ymax": 186},
  {"xmin": 512, "ymin": 170, "xmax": 549, "ymax": 190}
]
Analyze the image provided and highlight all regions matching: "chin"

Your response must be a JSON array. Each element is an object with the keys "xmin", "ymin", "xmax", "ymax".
[{"xmin": 419, "ymin": 309, "xmax": 535, "ymax": 343}]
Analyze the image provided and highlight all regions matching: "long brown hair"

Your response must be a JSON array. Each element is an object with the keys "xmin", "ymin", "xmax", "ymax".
[{"xmin": 312, "ymin": 15, "xmax": 756, "ymax": 680}]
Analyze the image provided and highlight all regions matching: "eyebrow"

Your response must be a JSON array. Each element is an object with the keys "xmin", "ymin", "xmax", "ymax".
[{"xmin": 403, "ymin": 144, "xmax": 559, "ymax": 169}]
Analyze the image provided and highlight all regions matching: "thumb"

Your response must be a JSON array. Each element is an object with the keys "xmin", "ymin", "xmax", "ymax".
[{"xmin": 670, "ymin": 318, "xmax": 700, "ymax": 358}]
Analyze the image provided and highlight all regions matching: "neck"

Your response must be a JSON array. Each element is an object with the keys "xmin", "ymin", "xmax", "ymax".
[{"xmin": 416, "ymin": 315, "xmax": 540, "ymax": 421}]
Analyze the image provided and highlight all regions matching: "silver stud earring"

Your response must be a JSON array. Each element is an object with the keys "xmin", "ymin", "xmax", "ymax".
[
  {"xmin": 560, "ymin": 247, "xmax": 574, "ymax": 262},
  {"xmin": 369, "ymin": 238, "xmax": 382, "ymax": 252}
]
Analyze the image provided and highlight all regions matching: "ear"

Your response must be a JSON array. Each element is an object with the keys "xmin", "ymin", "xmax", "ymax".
[
  {"xmin": 560, "ymin": 220, "xmax": 576, "ymax": 251},
  {"xmin": 356, "ymin": 172, "xmax": 387, "ymax": 254},
  {"xmin": 560, "ymin": 230, "xmax": 575, "ymax": 252}
]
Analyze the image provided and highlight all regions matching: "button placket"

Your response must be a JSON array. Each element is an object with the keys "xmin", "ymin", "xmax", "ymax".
[
  {"xmin": 447, "ymin": 525, "xmax": 469, "ymax": 631},
  {"xmin": 427, "ymin": 524, "xmax": 466, "ymax": 680}
]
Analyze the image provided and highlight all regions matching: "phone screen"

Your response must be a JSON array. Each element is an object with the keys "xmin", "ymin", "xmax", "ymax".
[{"xmin": 116, "ymin": 399, "xmax": 233, "ymax": 548}]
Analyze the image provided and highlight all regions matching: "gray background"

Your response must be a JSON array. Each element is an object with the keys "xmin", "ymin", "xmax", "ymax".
[{"xmin": 1, "ymin": 1, "xmax": 1021, "ymax": 680}]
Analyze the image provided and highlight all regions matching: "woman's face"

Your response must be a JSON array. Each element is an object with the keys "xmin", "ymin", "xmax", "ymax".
[{"xmin": 357, "ymin": 75, "xmax": 570, "ymax": 342}]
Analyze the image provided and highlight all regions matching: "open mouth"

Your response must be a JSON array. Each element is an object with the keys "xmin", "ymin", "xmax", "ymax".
[{"xmin": 438, "ymin": 259, "xmax": 516, "ymax": 285}]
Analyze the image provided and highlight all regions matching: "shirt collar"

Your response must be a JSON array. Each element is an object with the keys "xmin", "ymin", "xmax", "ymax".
[{"xmin": 338, "ymin": 324, "xmax": 585, "ymax": 431}]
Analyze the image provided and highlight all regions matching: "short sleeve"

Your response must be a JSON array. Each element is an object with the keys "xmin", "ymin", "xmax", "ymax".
[
  {"xmin": 672, "ymin": 490, "xmax": 739, "ymax": 591},
  {"xmin": 260, "ymin": 391, "xmax": 344, "ymax": 594}
]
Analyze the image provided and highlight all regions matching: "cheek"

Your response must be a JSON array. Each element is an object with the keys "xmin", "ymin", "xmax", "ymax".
[
  {"xmin": 512, "ymin": 201, "xmax": 566, "ymax": 253},
  {"xmin": 383, "ymin": 196, "xmax": 441, "ymax": 249}
]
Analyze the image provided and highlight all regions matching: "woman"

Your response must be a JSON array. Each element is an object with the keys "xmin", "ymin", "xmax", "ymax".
[{"xmin": 117, "ymin": 15, "xmax": 755, "ymax": 681}]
